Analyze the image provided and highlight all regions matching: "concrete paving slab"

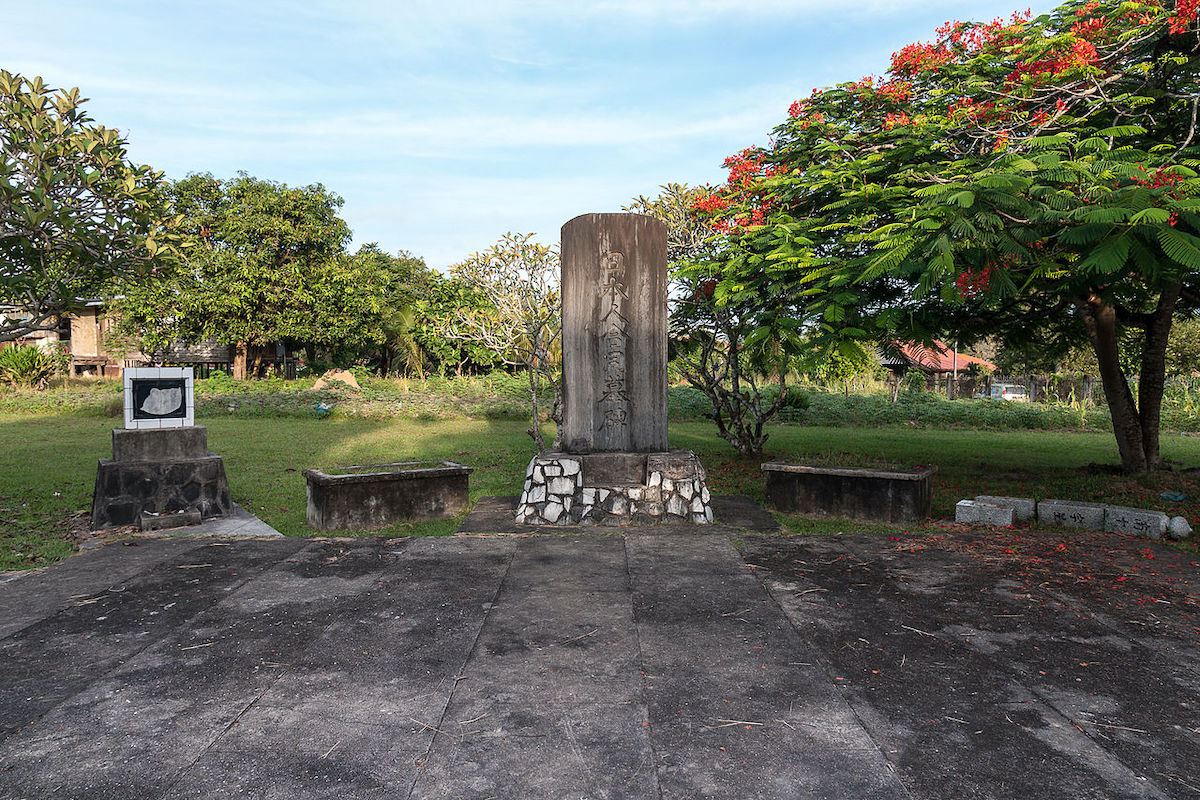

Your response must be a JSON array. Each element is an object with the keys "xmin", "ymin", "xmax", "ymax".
[
  {"xmin": 741, "ymin": 533, "xmax": 1199, "ymax": 799},
  {"xmin": 627, "ymin": 534, "xmax": 908, "ymax": 800},
  {"xmin": 0, "ymin": 537, "xmax": 207, "ymax": 639},
  {"xmin": 169, "ymin": 537, "xmax": 517, "ymax": 799},
  {"xmin": 0, "ymin": 538, "xmax": 310, "ymax": 741},
  {"xmin": 410, "ymin": 537, "xmax": 658, "ymax": 799},
  {"xmin": 0, "ymin": 526, "xmax": 1197, "ymax": 798}
]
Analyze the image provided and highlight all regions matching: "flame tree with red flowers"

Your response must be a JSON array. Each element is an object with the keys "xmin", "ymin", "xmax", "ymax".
[
  {"xmin": 692, "ymin": 0, "xmax": 1200, "ymax": 473},
  {"xmin": 632, "ymin": 177, "xmax": 802, "ymax": 458}
]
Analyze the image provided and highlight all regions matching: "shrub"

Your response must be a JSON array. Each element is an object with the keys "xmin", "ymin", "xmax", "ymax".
[{"xmin": 0, "ymin": 345, "xmax": 64, "ymax": 388}]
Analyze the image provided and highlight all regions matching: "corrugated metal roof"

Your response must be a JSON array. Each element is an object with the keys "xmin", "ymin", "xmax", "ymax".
[{"xmin": 883, "ymin": 340, "xmax": 996, "ymax": 373}]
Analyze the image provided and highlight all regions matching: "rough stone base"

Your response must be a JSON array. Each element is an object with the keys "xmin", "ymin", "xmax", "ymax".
[
  {"xmin": 91, "ymin": 455, "xmax": 232, "ymax": 530},
  {"xmin": 514, "ymin": 450, "xmax": 713, "ymax": 525}
]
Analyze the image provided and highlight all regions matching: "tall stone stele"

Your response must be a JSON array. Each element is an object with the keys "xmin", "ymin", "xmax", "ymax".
[{"xmin": 514, "ymin": 213, "xmax": 713, "ymax": 525}]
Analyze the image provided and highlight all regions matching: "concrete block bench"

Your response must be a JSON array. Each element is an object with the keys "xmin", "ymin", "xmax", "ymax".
[
  {"xmin": 304, "ymin": 461, "xmax": 471, "ymax": 531},
  {"xmin": 762, "ymin": 462, "xmax": 936, "ymax": 523}
]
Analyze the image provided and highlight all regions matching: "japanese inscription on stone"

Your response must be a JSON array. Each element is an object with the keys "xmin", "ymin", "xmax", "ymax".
[{"xmin": 599, "ymin": 251, "xmax": 630, "ymax": 432}]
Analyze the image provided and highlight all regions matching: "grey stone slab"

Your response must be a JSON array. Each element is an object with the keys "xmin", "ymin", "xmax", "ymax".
[
  {"xmin": 0, "ymin": 537, "xmax": 206, "ymax": 640},
  {"xmin": 975, "ymin": 495, "xmax": 1037, "ymax": 523},
  {"xmin": 409, "ymin": 536, "xmax": 658, "ymax": 799},
  {"xmin": 561, "ymin": 213, "xmax": 668, "ymax": 453},
  {"xmin": 956, "ymin": 499, "xmax": 1015, "ymax": 526},
  {"xmin": 0, "ymin": 540, "xmax": 397, "ymax": 798},
  {"xmin": 0, "ymin": 538, "xmax": 310, "ymax": 740},
  {"xmin": 1038, "ymin": 499, "xmax": 1107, "ymax": 530},
  {"xmin": 304, "ymin": 461, "xmax": 472, "ymax": 530},
  {"xmin": 741, "ymin": 534, "xmax": 1194, "ymax": 799},
  {"xmin": 626, "ymin": 534, "xmax": 908, "ymax": 800},
  {"xmin": 1104, "ymin": 504, "xmax": 1169, "ymax": 539},
  {"xmin": 168, "ymin": 537, "xmax": 516, "ymax": 798},
  {"xmin": 763, "ymin": 461, "xmax": 935, "ymax": 522}
]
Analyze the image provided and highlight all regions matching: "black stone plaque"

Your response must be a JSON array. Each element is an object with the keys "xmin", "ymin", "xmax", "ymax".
[{"xmin": 130, "ymin": 378, "xmax": 188, "ymax": 421}]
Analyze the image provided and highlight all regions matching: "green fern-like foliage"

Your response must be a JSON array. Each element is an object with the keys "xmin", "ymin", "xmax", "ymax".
[{"xmin": 0, "ymin": 345, "xmax": 63, "ymax": 388}]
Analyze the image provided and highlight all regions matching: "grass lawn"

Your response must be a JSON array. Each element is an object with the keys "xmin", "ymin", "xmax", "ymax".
[{"xmin": 3, "ymin": 412, "xmax": 1200, "ymax": 570}]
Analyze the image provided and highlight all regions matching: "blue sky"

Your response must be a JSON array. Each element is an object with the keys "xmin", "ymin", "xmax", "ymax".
[{"xmin": 5, "ymin": 1, "xmax": 1042, "ymax": 270}]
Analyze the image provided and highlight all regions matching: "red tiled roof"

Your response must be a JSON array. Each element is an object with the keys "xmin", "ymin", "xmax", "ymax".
[{"xmin": 888, "ymin": 340, "xmax": 996, "ymax": 373}]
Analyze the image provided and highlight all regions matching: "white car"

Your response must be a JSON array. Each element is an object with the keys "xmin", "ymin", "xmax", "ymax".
[{"xmin": 981, "ymin": 383, "xmax": 1029, "ymax": 402}]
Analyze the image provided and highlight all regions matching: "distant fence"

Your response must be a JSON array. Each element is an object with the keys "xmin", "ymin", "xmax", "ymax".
[{"xmin": 931, "ymin": 374, "xmax": 1200, "ymax": 404}]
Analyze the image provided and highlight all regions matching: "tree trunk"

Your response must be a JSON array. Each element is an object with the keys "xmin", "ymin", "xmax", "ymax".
[
  {"xmin": 381, "ymin": 345, "xmax": 393, "ymax": 378},
  {"xmin": 1137, "ymin": 282, "xmax": 1181, "ymax": 471},
  {"xmin": 1076, "ymin": 290, "xmax": 1177, "ymax": 473},
  {"xmin": 232, "ymin": 342, "xmax": 249, "ymax": 380},
  {"xmin": 526, "ymin": 335, "xmax": 545, "ymax": 451},
  {"xmin": 250, "ymin": 347, "xmax": 265, "ymax": 379}
]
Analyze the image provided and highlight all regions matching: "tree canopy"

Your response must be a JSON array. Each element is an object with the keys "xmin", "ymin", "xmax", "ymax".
[
  {"xmin": 694, "ymin": 0, "xmax": 1200, "ymax": 472},
  {"xmin": 0, "ymin": 70, "xmax": 176, "ymax": 342},
  {"xmin": 118, "ymin": 173, "xmax": 396, "ymax": 376}
]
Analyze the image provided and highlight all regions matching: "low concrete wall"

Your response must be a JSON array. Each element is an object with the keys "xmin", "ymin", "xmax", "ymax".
[
  {"xmin": 762, "ymin": 462, "xmax": 936, "ymax": 523},
  {"xmin": 304, "ymin": 461, "xmax": 472, "ymax": 531}
]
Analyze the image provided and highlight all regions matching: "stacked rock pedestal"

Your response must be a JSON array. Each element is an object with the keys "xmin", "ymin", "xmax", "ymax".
[
  {"xmin": 515, "ymin": 450, "xmax": 712, "ymax": 526},
  {"xmin": 91, "ymin": 426, "xmax": 233, "ymax": 530}
]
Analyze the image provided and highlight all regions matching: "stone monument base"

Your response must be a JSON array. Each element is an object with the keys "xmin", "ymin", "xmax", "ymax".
[
  {"xmin": 514, "ymin": 450, "xmax": 713, "ymax": 526},
  {"xmin": 91, "ymin": 426, "xmax": 233, "ymax": 530}
]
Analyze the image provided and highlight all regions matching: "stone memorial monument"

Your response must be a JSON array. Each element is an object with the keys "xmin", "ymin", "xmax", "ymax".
[
  {"xmin": 514, "ymin": 213, "xmax": 713, "ymax": 525},
  {"xmin": 91, "ymin": 367, "xmax": 233, "ymax": 530}
]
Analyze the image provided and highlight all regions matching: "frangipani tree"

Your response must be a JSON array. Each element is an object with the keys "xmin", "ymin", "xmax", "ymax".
[
  {"xmin": 447, "ymin": 233, "xmax": 562, "ymax": 450},
  {"xmin": 0, "ymin": 71, "xmax": 177, "ymax": 341}
]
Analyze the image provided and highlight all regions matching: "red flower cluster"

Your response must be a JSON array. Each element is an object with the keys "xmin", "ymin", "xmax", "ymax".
[
  {"xmin": 956, "ymin": 266, "xmax": 992, "ymax": 298},
  {"xmin": 878, "ymin": 80, "xmax": 913, "ymax": 103},
  {"xmin": 938, "ymin": 11, "xmax": 1031, "ymax": 50},
  {"xmin": 723, "ymin": 148, "xmax": 778, "ymax": 192},
  {"xmin": 891, "ymin": 12, "xmax": 1031, "ymax": 75},
  {"xmin": 891, "ymin": 41, "xmax": 954, "ymax": 75},
  {"xmin": 1170, "ymin": 0, "xmax": 1199, "ymax": 34},
  {"xmin": 1131, "ymin": 166, "xmax": 1184, "ymax": 190},
  {"xmin": 884, "ymin": 112, "xmax": 912, "ymax": 129},
  {"xmin": 1070, "ymin": 15, "xmax": 1108, "ymax": 40},
  {"xmin": 787, "ymin": 98, "xmax": 826, "ymax": 129},
  {"xmin": 689, "ymin": 148, "xmax": 783, "ymax": 234},
  {"xmin": 948, "ymin": 97, "xmax": 998, "ymax": 122},
  {"xmin": 1007, "ymin": 38, "xmax": 1100, "ymax": 83},
  {"xmin": 690, "ymin": 191, "xmax": 729, "ymax": 215},
  {"xmin": 1129, "ymin": 167, "xmax": 1186, "ymax": 224}
]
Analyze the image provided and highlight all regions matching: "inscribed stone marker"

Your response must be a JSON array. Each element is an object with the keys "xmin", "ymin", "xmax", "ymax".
[{"xmin": 560, "ymin": 213, "xmax": 668, "ymax": 453}]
